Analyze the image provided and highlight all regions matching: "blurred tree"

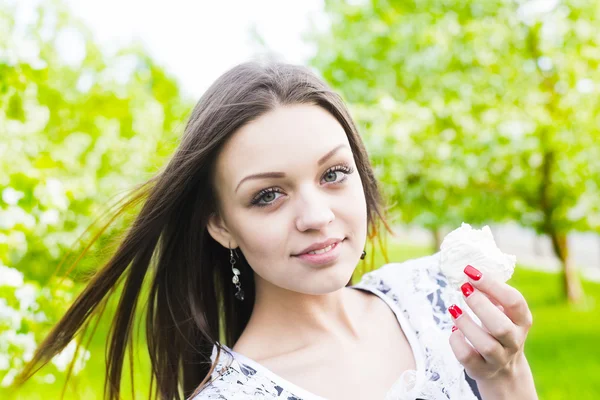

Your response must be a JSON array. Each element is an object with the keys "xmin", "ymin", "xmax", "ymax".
[
  {"xmin": 309, "ymin": 0, "xmax": 600, "ymax": 303},
  {"xmin": 0, "ymin": 0, "xmax": 191, "ymax": 389},
  {"xmin": 0, "ymin": 0, "xmax": 191, "ymax": 282}
]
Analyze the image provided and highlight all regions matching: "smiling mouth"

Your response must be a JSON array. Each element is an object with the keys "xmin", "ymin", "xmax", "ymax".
[
  {"xmin": 292, "ymin": 240, "xmax": 344, "ymax": 266},
  {"xmin": 293, "ymin": 238, "xmax": 345, "ymax": 257},
  {"xmin": 304, "ymin": 243, "xmax": 337, "ymax": 255}
]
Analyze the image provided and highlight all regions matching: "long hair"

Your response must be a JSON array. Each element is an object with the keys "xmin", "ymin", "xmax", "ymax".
[{"xmin": 15, "ymin": 60, "xmax": 391, "ymax": 399}]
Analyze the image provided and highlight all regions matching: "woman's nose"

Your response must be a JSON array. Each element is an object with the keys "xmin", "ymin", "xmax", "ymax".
[{"xmin": 294, "ymin": 190, "xmax": 335, "ymax": 232}]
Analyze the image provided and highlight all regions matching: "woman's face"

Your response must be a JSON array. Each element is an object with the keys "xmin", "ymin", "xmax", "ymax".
[{"xmin": 207, "ymin": 104, "xmax": 368, "ymax": 295}]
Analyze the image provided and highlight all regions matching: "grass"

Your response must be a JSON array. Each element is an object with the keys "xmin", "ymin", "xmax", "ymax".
[
  {"xmin": 5, "ymin": 243, "xmax": 600, "ymax": 399},
  {"xmin": 510, "ymin": 267, "xmax": 600, "ymax": 399}
]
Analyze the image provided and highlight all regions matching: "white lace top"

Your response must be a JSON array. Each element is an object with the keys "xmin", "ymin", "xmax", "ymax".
[{"xmin": 192, "ymin": 252, "xmax": 483, "ymax": 399}]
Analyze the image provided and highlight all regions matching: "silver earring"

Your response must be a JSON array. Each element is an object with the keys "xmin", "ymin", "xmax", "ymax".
[
  {"xmin": 230, "ymin": 247, "xmax": 244, "ymax": 301},
  {"xmin": 360, "ymin": 250, "xmax": 366, "ymax": 260}
]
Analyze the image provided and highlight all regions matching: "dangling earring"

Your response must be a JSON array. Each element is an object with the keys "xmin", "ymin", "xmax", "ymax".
[
  {"xmin": 230, "ymin": 246, "xmax": 244, "ymax": 301},
  {"xmin": 360, "ymin": 250, "xmax": 366, "ymax": 260}
]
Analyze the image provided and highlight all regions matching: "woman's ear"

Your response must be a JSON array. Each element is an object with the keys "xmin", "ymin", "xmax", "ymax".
[{"xmin": 207, "ymin": 212, "xmax": 237, "ymax": 249}]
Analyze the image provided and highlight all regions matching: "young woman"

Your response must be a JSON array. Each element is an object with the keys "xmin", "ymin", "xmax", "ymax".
[{"xmin": 17, "ymin": 61, "xmax": 537, "ymax": 400}]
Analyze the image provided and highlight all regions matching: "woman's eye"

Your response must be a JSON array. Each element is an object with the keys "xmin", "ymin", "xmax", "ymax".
[
  {"xmin": 323, "ymin": 170, "xmax": 342, "ymax": 183},
  {"xmin": 322, "ymin": 164, "xmax": 354, "ymax": 184},
  {"xmin": 261, "ymin": 191, "xmax": 278, "ymax": 203},
  {"xmin": 251, "ymin": 189, "xmax": 283, "ymax": 207}
]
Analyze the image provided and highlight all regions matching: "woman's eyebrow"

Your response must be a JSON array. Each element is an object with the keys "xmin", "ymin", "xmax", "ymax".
[
  {"xmin": 234, "ymin": 144, "xmax": 350, "ymax": 193},
  {"xmin": 235, "ymin": 171, "xmax": 285, "ymax": 193},
  {"xmin": 317, "ymin": 144, "xmax": 349, "ymax": 166}
]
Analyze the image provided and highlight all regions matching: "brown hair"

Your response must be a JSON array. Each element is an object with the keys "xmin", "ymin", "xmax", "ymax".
[{"xmin": 15, "ymin": 60, "xmax": 391, "ymax": 399}]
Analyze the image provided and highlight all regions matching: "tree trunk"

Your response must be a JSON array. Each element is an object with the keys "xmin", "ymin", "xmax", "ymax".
[
  {"xmin": 549, "ymin": 231, "xmax": 584, "ymax": 303},
  {"xmin": 528, "ymin": 25, "xmax": 585, "ymax": 304},
  {"xmin": 432, "ymin": 228, "xmax": 442, "ymax": 254}
]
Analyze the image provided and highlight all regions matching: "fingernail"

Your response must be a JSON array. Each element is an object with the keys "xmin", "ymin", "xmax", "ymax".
[
  {"xmin": 449, "ymin": 304, "xmax": 463, "ymax": 319},
  {"xmin": 461, "ymin": 282, "xmax": 474, "ymax": 298},
  {"xmin": 452, "ymin": 326, "xmax": 458, "ymax": 332},
  {"xmin": 464, "ymin": 265, "xmax": 482, "ymax": 281}
]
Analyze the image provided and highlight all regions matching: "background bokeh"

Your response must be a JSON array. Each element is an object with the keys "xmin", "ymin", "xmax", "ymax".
[{"xmin": 1, "ymin": 0, "xmax": 599, "ymax": 398}]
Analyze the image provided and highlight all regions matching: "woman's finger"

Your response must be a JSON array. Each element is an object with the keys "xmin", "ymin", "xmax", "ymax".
[
  {"xmin": 449, "ymin": 326, "xmax": 485, "ymax": 371},
  {"xmin": 448, "ymin": 303, "xmax": 507, "ymax": 365},
  {"xmin": 460, "ymin": 282, "xmax": 520, "ymax": 351},
  {"xmin": 464, "ymin": 265, "xmax": 533, "ymax": 329},
  {"xmin": 484, "ymin": 293, "xmax": 504, "ymax": 311}
]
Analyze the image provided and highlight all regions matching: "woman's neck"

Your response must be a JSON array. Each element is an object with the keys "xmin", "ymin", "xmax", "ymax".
[{"xmin": 231, "ymin": 280, "xmax": 373, "ymax": 362}]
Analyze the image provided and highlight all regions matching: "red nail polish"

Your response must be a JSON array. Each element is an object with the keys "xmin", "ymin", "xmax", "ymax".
[
  {"xmin": 452, "ymin": 326, "xmax": 458, "ymax": 332},
  {"xmin": 449, "ymin": 304, "xmax": 463, "ymax": 319},
  {"xmin": 461, "ymin": 282, "xmax": 474, "ymax": 298},
  {"xmin": 464, "ymin": 265, "xmax": 482, "ymax": 281}
]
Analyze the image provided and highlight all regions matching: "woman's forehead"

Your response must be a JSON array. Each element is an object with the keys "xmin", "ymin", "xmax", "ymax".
[{"xmin": 215, "ymin": 104, "xmax": 351, "ymax": 183}]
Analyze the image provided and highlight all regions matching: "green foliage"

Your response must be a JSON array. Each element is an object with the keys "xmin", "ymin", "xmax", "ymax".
[
  {"xmin": 309, "ymin": 0, "xmax": 600, "ymax": 237},
  {"xmin": 0, "ymin": 0, "xmax": 192, "ymax": 389},
  {"xmin": 0, "ymin": 265, "xmax": 90, "ymax": 388},
  {"xmin": 0, "ymin": 0, "xmax": 191, "ymax": 282}
]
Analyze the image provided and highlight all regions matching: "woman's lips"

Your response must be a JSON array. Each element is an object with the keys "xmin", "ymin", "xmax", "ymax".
[{"xmin": 293, "ymin": 240, "xmax": 343, "ymax": 266}]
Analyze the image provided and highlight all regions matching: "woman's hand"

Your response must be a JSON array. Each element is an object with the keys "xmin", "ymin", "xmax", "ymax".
[{"xmin": 448, "ymin": 265, "xmax": 538, "ymax": 400}]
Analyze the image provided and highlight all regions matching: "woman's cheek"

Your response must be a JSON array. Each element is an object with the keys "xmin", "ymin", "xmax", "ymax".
[
  {"xmin": 241, "ymin": 218, "xmax": 287, "ymax": 259},
  {"xmin": 349, "ymin": 176, "xmax": 367, "ymax": 212}
]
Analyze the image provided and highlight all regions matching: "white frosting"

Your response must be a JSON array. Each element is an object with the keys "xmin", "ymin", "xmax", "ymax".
[{"xmin": 439, "ymin": 223, "xmax": 516, "ymax": 291}]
